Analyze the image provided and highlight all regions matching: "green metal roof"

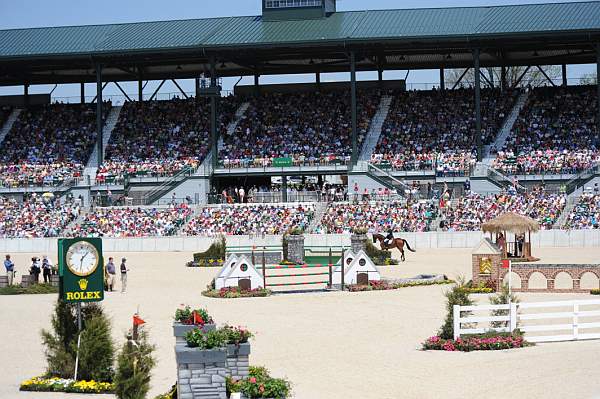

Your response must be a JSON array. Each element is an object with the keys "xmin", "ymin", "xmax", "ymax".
[{"xmin": 1, "ymin": 1, "xmax": 599, "ymax": 59}]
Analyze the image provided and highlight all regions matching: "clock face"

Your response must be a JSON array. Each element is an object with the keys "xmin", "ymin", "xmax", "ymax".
[{"xmin": 66, "ymin": 241, "xmax": 99, "ymax": 277}]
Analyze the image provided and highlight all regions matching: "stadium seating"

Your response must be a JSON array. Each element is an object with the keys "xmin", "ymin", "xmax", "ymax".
[
  {"xmin": 492, "ymin": 85, "xmax": 599, "ymax": 175},
  {"xmin": 0, "ymin": 105, "xmax": 11, "ymax": 127},
  {"xmin": 69, "ymin": 205, "xmax": 193, "ymax": 237},
  {"xmin": 0, "ymin": 102, "xmax": 110, "ymax": 187},
  {"xmin": 317, "ymin": 200, "xmax": 437, "ymax": 233},
  {"xmin": 0, "ymin": 195, "xmax": 80, "ymax": 238},
  {"xmin": 183, "ymin": 204, "xmax": 315, "ymax": 235},
  {"xmin": 564, "ymin": 192, "xmax": 600, "ymax": 229},
  {"xmin": 218, "ymin": 90, "xmax": 380, "ymax": 168},
  {"xmin": 99, "ymin": 97, "xmax": 238, "ymax": 181},
  {"xmin": 372, "ymin": 88, "xmax": 516, "ymax": 176},
  {"xmin": 440, "ymin": 189, "xmax": 565, "ymax": 231}
]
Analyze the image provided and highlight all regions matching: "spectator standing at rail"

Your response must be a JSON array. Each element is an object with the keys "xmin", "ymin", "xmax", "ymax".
[
  {"xmin": 4, "ymin": 254, "xmax": 14, "ymax": 286},
  {"xmin": 42, "ymin": 255, "xmax": 52, "ymax": 284},
  {"xmin": 120, "ymin": 258, "xmax": 129, "ymax": 293},
  {"xmin": 30, "ymin": 257, "xmax": 40, "ymax": 284}
]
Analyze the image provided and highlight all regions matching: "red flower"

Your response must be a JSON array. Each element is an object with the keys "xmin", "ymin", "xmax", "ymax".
[{"xmin": 249, "ymin": 377, "xmax": 257, "ymax": 384}]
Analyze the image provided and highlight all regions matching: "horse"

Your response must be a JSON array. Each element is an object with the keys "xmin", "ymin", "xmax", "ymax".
[{"xmin": 372, "ymin": 233, "xmax": 416, "ymax": 262}]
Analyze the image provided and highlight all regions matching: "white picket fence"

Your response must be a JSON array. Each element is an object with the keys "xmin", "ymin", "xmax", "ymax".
[{"xmin": 454, "ymin": 299, "xmax": 600, "ymax": 343}]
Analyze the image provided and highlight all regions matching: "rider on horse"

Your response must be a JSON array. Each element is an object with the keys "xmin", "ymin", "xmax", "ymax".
[{"xmin": 384, "ymin": 229, "xmax": 395, "ymax": 246}]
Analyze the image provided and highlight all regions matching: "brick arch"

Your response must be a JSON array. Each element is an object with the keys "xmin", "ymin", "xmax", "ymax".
[
  {"xmin": 549, "ymin": 270, "xmax": 576, "ymax": 280},
  {"xmin": 554, "ymin": 272, "xmax": 574, "ymax": 290},
  {"xmin": 574, "ymin": 269, "xmax": 600, "ymax": 280},
  {"xmin": 527, "ymin": 271, "xmax": 548, "ymax": 290},
  {"xmin": 580, "ymin": 272, "xmax": 600, "ymax": 290}
]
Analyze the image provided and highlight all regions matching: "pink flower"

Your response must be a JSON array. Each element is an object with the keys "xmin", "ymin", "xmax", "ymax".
[{"xmin": 249, "ymin": 377, "xmax": 257, "ymax": 384}]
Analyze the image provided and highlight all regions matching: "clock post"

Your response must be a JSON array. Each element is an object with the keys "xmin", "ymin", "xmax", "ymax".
[{"xmin": 58, "ymin": 237, "xmax": 104, "ymax": 304}]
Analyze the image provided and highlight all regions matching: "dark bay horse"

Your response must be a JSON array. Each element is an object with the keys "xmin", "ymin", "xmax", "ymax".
[{"xmin": 372, "ymin": 233, "xmax": 416, "ymax": 262}]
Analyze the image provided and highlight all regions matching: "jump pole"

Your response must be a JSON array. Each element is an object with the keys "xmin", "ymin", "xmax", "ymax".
[
  {"xmin": 262, "ymin": 250, "xmax": 266, "ymax": 289},
  {"xmin": 328, "ymin": 248, "xmax": 332, "ymax": 288},
  {"xmin": 341, "ymin": 247, "xmax": 345, "ymax": 291}
]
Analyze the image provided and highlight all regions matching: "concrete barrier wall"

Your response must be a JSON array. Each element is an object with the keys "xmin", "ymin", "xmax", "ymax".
[{"xmin": 1, "ymin": 230, "xmax": 600, "ymax": 253}]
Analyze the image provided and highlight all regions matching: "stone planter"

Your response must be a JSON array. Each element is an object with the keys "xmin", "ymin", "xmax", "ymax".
[
  {"xmin": 0, "ymin": 276, "xmax": 7, "ymax": 288},
  {"xmin": 226, "ymin": 343, "xmax": 251, "ymax": 380},
  {"xmin": 286, "ymin": 234, "xmax": 304, "ymax": 264},
  {"xmin": 351, "ymin": 233, "xmax": 368, "ymax": 254},
  {"xmin": 175, "ymin": 346, "xmax": 228, "ymax": 399},
  {"xmin": 50, "ymin": 275, "xmax": 60, "ymax": 287},
  {"xmin": 173, "ymin": 322, "xmax": 217, "ymax": 345}
]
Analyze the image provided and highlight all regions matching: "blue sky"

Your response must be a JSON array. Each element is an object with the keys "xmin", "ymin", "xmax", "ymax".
[{"xmin": 0, "ymin": 0, "xmax": 596, "ymax": 101}]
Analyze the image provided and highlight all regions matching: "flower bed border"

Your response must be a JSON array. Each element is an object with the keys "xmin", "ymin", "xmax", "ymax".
[
  {"xmin": 20, "ymin": 376, "xmax": 114, "ymax": 394},
  {"xmin": 422, "ymin": 332, "xmax": 530, "ymax": 352},
  {"xmin": 347, "ymin": 279, "xmax": 454, "ymax": 292},
  {"xmin": 202, "ymin": 287, "xmax": 272, "ymax": 299}
]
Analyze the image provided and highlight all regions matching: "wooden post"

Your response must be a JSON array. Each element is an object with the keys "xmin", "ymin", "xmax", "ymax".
[
  {"xmin": 453, "ymin": 305, "xmax": 460, "ymax": 340},
  {"xmin": 262, "ymin": 250, "xmax": 266, "ymax": 289},
  {"xmin": 328, "ymin": 248, "xmax": 332, "ymax": 288}
]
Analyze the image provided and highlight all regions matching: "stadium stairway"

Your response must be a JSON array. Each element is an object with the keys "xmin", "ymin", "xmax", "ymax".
[
  {"xmin": 86, "ymin": 105, "xmax": 122, "ymax": 169},
  {"xmin": 482, "ymin": 90, "xmax": 529, "ymax": 162},
  {"xmin": 0, "ymin": 108, "xmax": 22, "ymax": 146},
  {"xmin": 307, "ymin": 201, "xmax": 328, "ymax": 233},
  {"xmin": 553, "ymin": 195, "xmax": 578, "ymax": 229},
  {"xmin": 359, "ymin": 95, "xmax": 393, "ymax": 161}
]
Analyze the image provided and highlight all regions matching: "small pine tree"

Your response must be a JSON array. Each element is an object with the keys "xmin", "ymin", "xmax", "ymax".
[
  {"xmin": 77, "ymin": 314, "xmax": 115, "ymax": 382},
  {"xmin": 490, "ymin": 284, "xmax": 520, "ymax": 329},
  {"xmin": 114, "ymin": 328, "xmax": 155, "ymax": 399},
  {"xmin": 438, "ymin": 278, "xmax": 474, "ymax": 339},
  {"xmin": 41, "ymin": 300, "xmax": 79, "ymax": 378}
]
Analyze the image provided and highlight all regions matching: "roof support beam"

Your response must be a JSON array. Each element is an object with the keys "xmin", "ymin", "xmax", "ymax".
[
  {"xmin": 149, "ymin": 79, "xmax": 166, "ymax": 101},
  {"xmin": 562, "ymin": 64, "xmax": 567, "ymax": 86},
  {"xmin": 439, "ymin": 68, "xmax": 445, "ymax": 91},
  {"xmin": 536, "ymin": 65, "xmax": 557, "ymax": 87},
  {"xmin": 501, "ymin": 66, "xmax": 507, "ymax": 92},
  {"xmin": 96, "ymin": 64, "xmax": 104, "ymax": 167},
  {"xmin": 80, "ymin": 83, "xmax": 85, "ymax": 104},
  {"xmin": 451, "ymin": 68, "xmax": 471, "ymax": 90},
  {"xmin": 479, "ymin": 69, "xmax": 494, "ymax": 88},
  {"xmin": 24, "ymin": 83, "xmax": 29, "ymax": 108},
  {"xmin": 350, "ymin": 51, "xmax": 358, "ymax": 166},
  {"xmin": 511, "ymin": 65, "xmax": 531, "ymax": 89},
  {"xmin": 91, "ymin": 81, "xmax": 108, "ymax": 103},
  {"xmin": 473, "ymin": 49, "xmax": 482, "ymax": 162},
  {"xmin": 114, "ymin": 81, "xmax": 133, "ymax": 101},
  {"xmin": 170, "ymin": 79, "xmax": 189, "ymax": 99}
]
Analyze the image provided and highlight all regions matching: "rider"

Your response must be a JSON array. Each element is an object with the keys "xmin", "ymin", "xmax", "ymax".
[{"xmin": 384, "ymin": 229, "xmax": 395, "ymax": 246}]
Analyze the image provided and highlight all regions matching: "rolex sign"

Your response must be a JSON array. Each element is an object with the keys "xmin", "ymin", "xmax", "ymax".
[{"xmin": 58, "ymin": 238, "xmax": 104, "ymax": 303}]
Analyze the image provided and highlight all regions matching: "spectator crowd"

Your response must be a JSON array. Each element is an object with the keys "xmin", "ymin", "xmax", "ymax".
[
  {"xmin": 184, "ymin": 204, "xmax": 315, "ymax": 236},
  {"xmin": 0, "ymin": 102, "xmax": 110, "ymax": 187},
  {"xmin": 70, "ymin": 204, "xmax": 193, "ymax": 237},
  {"xmin": 0, "ymin": 194, "xmax": 80, "ymax": 238},
  {"xmin": 219, "ymin": 90, "xmax": 380, "ymax": 167},
  {"xmin": 492, "ymin": 85, "xmax": 599, "ymax": 175},
  {"xmin": 564, "ymin": 192, "xmax": 600, "ymax": 229},
  {"xmin": 373, "ymin": 87, "xmax": 515, "ymax": 176}
]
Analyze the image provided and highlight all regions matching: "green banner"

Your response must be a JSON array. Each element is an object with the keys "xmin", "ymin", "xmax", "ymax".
[
  {"xmin": 58, "ymin": 238, "xmax": 104, "ymax": 303},
  {"xmin": 272, "ymin": 157, "xmax": 293, "ymax": 167}
]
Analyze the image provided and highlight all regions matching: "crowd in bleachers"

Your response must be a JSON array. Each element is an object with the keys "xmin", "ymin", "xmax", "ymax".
[
  {"xmin": 492, "ymin": 85, "xmax": 599, "ymax": 175},
  {"xmin": 0, "ymin": 105, "xmax": 11, "ymax": 127},
  {"xmin": 564, "ymin": 192, "xmax": 600, "ymax": 229},
  {"xmin": 317, "ymin": 200, "xmax": 437, "ymax": 233},
  {"xmin": 0, "ymin": 103, "xmax": 110, "ymax": 187},
  {"xmin": 183, "ymin": 204, "xmax": 315, "ymax": 236},
  {"xmin": 98, "ymin": 97, "xmax": 237, "ymax": 181},
  {"xmin": 69, "ymin": 204, "xmax": 192, "ymax": 237},
  {"xmin": 219, "ymin": 90, "xmax": 379, "ymax": 167},
  {"xmin": 0, "ymin": 194, "xmax": 80, "ymax": 238},
  {"xmin": 372, "ymin": 88, "xmax": 515, "ymax": 175},
  {"xmin": 439, "ymin": 187, "xmax": 566, "ymax": 231}
]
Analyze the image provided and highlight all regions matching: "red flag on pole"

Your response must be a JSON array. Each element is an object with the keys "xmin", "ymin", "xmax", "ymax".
[
  {"xmin": 192, "ymin": 310, "xmax": 204, "ymax": 325},
  {"xmin": 133, "ymin": 314, "xmax": 146, "ymax": 326},
  {"xmin": 501, "ymin": 259, "xmax": 511, "ymax": 269}
]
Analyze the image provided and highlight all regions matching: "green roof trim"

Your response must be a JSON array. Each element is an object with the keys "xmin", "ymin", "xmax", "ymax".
[{"xmin": 1, "ymin": 1, "xmax": 600, "ymax": 59}]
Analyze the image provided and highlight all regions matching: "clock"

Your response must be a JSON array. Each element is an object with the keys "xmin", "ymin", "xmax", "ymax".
[{"xmin": 66, "ymin": 241, "xmax": 100, "ymax": 277}]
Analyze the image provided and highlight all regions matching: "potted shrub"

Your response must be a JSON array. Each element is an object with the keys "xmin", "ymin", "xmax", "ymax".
[
  {"xmin": 223, "ymin": 325, "xmax": 253, "ymax": 357},
  {"xmin": 175, "ymin": 328, "xmax": 229, "ymax": 364},
  {"xmin": 172, "ymin": 305, "xmax": 215, "ymax": 344}
]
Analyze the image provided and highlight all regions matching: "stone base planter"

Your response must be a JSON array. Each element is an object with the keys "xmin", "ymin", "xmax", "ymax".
[
  {"xmin": 50, "ymin": 275, "xmax": 60, "ymax": 287},
  {"xmin": 0, "ymin": 276, "xmax": 7, "ymax": 288},
  {"xmin": 176, "ymin": 346, "xmax": 227, "ymax": 399},
  {"xmin": 226, "ymin": 343, "xmax": 251, "ymax": 380},
  {"xmin": 173, "ymin": 322, "xmax": 217, "ymax": 345},
  {"xmin": 351, "ymin": 233, "xmax": 368, "ymax": 253},
  {"xmin": 286, "ymin": 234, "xmax": 304, "ymax": 264}
]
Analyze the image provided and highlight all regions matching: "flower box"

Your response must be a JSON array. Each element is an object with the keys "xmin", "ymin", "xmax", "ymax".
[
  {"xmin": 173, "ymin": 322, "xmax": 216, "ymax": 344},
  {"xmin": 174, "ymin": 345, "xmax": 227, "ymax": 364}
]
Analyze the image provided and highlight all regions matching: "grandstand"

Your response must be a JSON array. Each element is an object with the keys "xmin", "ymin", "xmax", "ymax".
[{"xmin": 0, "ymin": 0, "xmax": 599, "ymax": 235}]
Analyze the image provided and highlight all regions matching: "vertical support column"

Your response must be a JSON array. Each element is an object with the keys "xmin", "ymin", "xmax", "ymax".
[
  {"xmin": 500, "ymin": 66, "xmax": 507, "ymax": 92},
  {"xmin": 473, "ymin": 48, "xmax": 482, "ymax": 162},
  {"xmin": 596, "ymin": 44, "xmax": 600, "ymax": 133},
  {"xmin": 96, "ymin": 65, "xmax": 104, "ymax": 167},
  {"xmin": 24, "ymin": 84, "xmax": 29, "ymax": 108},
  {"xmin": 439, "ymin": 68, "xmax": 445, "ymax": 91},
  {"xmin": 80, "ymin": 83, "xmax": 85, "ymax": 104},
  {"xmin": 281, "ymin": 175, "xmax": 288, "ymax": 202},
  {"xmin": 377, "ymin": 67, "xmax": 383, "ymax": 84},
  {"xmin": 562, "ymin": 64, "xmax": 567, "ymax": 87},
  {"xmin": 316, "ymin": 72, "xmax": 321, "ymax": 89},
  {"xmin": 210, "ymin": 57, "xmax": 218, "ymax": 170},
  {"xmin": 138, "ymin": 79, "xmax": 143, "ymax": 102},
  {"xmin": 195, "ymin": 78, "xmax": 200, "ymax": 98},
  {"xmin": 350, "ymin": 51, "xmax": 358, "ymax": 166},
  {"xmin": 254, "ymin": 74, "xmax": 260, "ymax": 96}
]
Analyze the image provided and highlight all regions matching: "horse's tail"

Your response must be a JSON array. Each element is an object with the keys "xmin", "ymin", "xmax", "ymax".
[{"xmin": 403, "ymin": 239, "xmax": 416, "ymax": 252}]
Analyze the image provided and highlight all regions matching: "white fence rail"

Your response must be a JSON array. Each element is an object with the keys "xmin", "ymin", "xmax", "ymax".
[{"xmin": 453, "ymin": 299, "xmax": 600, "ymax": 343}]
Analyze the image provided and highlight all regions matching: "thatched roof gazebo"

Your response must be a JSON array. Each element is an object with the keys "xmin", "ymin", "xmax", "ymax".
[{"xmin": 482, "ymin": 212, "xmax": 539, "ymax": 261}]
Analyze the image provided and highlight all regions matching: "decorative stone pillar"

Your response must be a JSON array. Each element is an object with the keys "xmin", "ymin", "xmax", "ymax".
[
  {"xmin": 226, "ymin": 343, "xmax": 251, "ymax": 380},
  {"xmin": 351, "ymin": 233, "xmax": 368, "ymax": 253},
  {"xmin": 175, "ymin": 347, "xmax": 228, "ymax": 399},
  {"xmin": 0, "ymin": 276, "xmax": 7, "ymax": 288},
  {"xmin": 286, "ymin": 234, "xmax": 304, "ymax": 264},
  {"xmin": 173, "ymin": 323, "xmax": 217, "ymax": 345}
]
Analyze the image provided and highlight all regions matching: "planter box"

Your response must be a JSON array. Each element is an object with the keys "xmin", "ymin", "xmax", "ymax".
[
  {"xmin": 175, "ymin": 345, "xmax": 227, "ymax": 364},
  {"xmin": 173, "ymin": 322, "xmax": 216, "ymax": 345},
  {"xmin": 226, "ymin": 342, "xmax": 251, "ymax": 356},
  {"xmin": 226, "ymin": 342, "xmax": 251, "ymax": 380}
]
